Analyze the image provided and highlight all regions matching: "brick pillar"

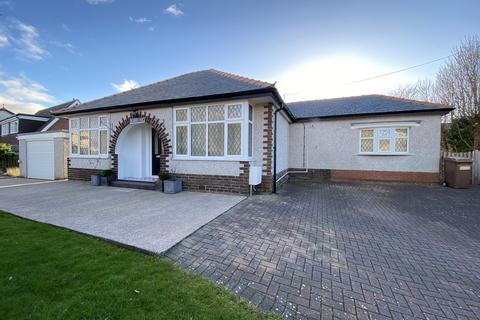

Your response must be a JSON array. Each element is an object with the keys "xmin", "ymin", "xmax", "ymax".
[{"xmin": 258, "ymin": 104, "xmax": 273, "ymax": 192}]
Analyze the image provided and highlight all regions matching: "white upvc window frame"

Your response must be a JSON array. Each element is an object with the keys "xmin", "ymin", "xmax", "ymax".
[
  {"xmin": 9, "ymin": 121, "xmax": 18, "ymax": 134},
  {"xmin": 1, "ymin": 123, "xmax": 8, "ymax": 136},
  {"xmin": 69, "ymin": 115, "xmax": 110, "ymax": 158},
  {"xmin": 173, "ymin": 101, "xmax": 252, "ymax": 161},
  {"xmin": 358, "ymin": 127, "xmax": 410, "ymax": 155}
]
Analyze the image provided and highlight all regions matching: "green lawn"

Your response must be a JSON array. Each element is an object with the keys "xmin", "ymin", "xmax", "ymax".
[{"xmin": 0, "ymin": 212, "xmax": 274, "ymax": 320}]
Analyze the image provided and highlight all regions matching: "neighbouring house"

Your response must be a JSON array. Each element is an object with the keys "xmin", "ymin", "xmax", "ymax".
[
  {"xmin": 0, "ymin": 100, "xmax": 80, "ymax": 152},
  {"xmin": 53, "ymin": 69, "xmax": 453, "ymax": 193},
  {"xmin": 15, "ymin": 100, "xmax": 80, "ymax": 180},
  {"xmin": 0, "ymin": 107, "xmax": 14, "ymax": 122}
]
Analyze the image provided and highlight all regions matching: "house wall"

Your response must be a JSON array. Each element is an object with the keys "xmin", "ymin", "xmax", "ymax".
[
  {"xmin": 67, "ymin": 101, "xmax": 273, "ymax": 194},
  {"xmin": 276, "ymin": 112, "xmax": 289, "ymax": 174},
  {"xmin": 288, "ymin": 113, "xmax": 442, "ymax": 183}
]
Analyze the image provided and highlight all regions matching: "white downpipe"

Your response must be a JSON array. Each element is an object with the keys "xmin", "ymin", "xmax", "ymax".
[{"xmin": 276, "ymin": 122, "xmax": 309, "ymax": 183}]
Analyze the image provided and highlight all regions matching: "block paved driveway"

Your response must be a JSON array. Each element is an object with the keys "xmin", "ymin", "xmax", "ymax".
[{"xmin": 166, "ymin": 182, "xmax": 480, "ymax": 320}]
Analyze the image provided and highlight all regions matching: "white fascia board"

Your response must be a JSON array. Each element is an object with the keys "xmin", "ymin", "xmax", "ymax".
[
  {"xmin": 40, "ymin": 118, "xmax": 59, "ymax": 132},
  {"xmin": 17, "ymin": 131, "xmax": 68, "ymax": 140},
  {"xmin": 17, "ymin": 115, "xmax": 50, "ymax": 121}
]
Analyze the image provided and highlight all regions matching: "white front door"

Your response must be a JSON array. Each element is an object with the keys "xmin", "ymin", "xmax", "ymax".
[{"xmin": 26, "ymin": 140, "xmax": 55, "ymax": 180}]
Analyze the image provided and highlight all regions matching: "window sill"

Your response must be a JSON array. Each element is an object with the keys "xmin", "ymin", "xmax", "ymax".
[
  {"xmin": 357, "ymin": 152, "xmax": 414, "ymax": 156},
  {"xmin": 69, "ymin": 155, "xmax": 110, "ymax": 159},
  {"xmin": 172, "ymin": 156, "xmax": 253, "ymax": 162}
]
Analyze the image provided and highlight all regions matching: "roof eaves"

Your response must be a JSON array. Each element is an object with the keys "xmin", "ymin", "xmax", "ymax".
[{"xmin": 293, "ymin": 107, "xmax": 455, "ymax": 121}]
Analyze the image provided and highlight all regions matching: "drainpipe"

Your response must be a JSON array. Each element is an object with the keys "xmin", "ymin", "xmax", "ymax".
[{"xmin": 272, "ymin": 105, "xmax": 285, "ymax": 193}]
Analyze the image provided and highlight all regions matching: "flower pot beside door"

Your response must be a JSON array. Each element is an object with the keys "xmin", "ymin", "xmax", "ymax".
[
  {"xmin": 91, "ymin": 174, "xmax": 101, "ymax": 186},
  {"xmin": 163, "ymin": 179, "xmax": 182, "ymax": 194}
]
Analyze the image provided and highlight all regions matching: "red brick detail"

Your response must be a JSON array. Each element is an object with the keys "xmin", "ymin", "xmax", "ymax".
[
  {"xmin": 67, "ymin": 159, "xmax": 102, "ymax": 180},
  {"xmin": 257, "ymin": 104, "xmax": 273, "ymax": 192},
  {"xmin": 331, "ymin": 169, "xmax": 440, "ymax": 184},
  {"xmin": 171, "ymin": 161, "xmax": 250, "ymax": 194},
  {"xmin": 109, "ymin": 111, "xmax": 172, "ymax": 178}
]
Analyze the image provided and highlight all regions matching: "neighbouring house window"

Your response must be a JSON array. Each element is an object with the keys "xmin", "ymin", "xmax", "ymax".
[
  {"xmin": 173, "ymin": 102, "xmax": 251, "ymax": 159},
  {"xmin": 359, "ymin": 127, "xmax": 409, "ymax": 154},
  {"xmin": 1, "ymin": 123, "xmax": 8, "ymax": 136},
  {"xmin": 9, "ymin": 121, "xmax": 18, "ymax": 134},
  {"xmin": 70, "ymin": 116, "xmax": 109, "ymax": 156}
]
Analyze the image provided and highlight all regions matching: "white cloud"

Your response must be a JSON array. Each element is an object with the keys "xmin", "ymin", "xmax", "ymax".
[
  {"xmin": 0, "ymin": 74, "xmax": 57, "ymax": 114},
  {"xmin": 164, "ymin": 4, "xmax": 183, "ymax": 16},
  {"xmin": 111, "ymin": 79, "xmax": 140, "ymax": 92},
  {"xmin": 129, "ymin": 16, "xmax": 151, "ymax": 24},
  {"xmin": 0, "ymin": 34, "xmax": 9, "ymax": 48},
  {"xmin": 61, "ymin": 23, "xmax": 71, "ymax": 32},
  {"xmin": 12, "ymin": 20, "xmax": 49, "ymax": 61},
  {"xmin": 50, "ymin": 40, "xmax": 81, "ymax": 56},
  {"xmin": 148, "ymin": 26, "xmax": 155, "ymax": 32},
  {"xmin": 86, "ymin": 0, "xmax": 114, "ymax": 4}
]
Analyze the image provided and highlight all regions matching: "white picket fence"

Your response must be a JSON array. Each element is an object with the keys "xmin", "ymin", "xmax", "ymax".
[{"xmin": 442, "ymin": 150, "xmax": 480, "ymax": 184}]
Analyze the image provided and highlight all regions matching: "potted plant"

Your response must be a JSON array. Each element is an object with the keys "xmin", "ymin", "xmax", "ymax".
[
  {"xmin": 156, "ymin": 172, "xmax": 170, "ymax": 192},
  {"xmin": 163, "ymin": 171, "xmax": 182, "ymax": 194},
  {"xmin": 100, "ymin": 169, "xmax": 114, "ymax": 186},
  {"xmin": 90, "ymin": 159, "xmax": 102, "ymax": 186}
]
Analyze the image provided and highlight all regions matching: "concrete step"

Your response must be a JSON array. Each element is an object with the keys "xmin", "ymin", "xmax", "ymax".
[{"xmin": 111, "ymin": 180, "xmax": 158, "ymax": 191}]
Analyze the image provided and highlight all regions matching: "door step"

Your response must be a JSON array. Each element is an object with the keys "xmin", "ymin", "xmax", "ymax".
[{"xmin": 111, "ymin": 180, "xmax": 158, "ymax": 191}]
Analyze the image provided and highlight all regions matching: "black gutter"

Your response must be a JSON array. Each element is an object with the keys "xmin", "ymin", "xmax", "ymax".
[{"xmin": 54, "ymin": 88, "xmax": 284, "ymax": 116}]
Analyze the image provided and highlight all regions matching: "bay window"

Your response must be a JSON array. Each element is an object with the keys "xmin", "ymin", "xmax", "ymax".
[
  {"xmin": 174, "ymin": 102, "xmax": 252, "ymax": 159},
  {"xmin": 359, "ymin": 127, "xmax": 409, "ymax": 154},
  {"xmin": 70, "ymin": 116, "xmax": 109, "ymax": 156}
]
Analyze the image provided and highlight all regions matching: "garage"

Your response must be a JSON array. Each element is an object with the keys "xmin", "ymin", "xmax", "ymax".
[{"xmin": 18, "ymin": 131, "xmax": 68, "ymax": 180}]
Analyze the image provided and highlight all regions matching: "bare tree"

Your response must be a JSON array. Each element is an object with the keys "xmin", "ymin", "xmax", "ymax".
[
  {"xmin": 436, "ymin": 36, "xmax": 480, "ymax": 148},
  {"xmin": 390, "ymin": 79, "xmax": 438, "ymax": 102}
]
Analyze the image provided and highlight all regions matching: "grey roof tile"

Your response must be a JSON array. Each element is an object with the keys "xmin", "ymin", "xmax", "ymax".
[
  {"xmin": 286, "ymin": 95, "xmax": 453, "ymax": 119},
  {"xmin": 56, "ymin": 69, "xmax": 274, "ymax": 115}
]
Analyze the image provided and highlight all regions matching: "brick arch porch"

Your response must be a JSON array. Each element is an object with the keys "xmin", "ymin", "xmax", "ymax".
[{"xmin": 110, "ymin": 111, "xmax": 172, "ymax": 178}]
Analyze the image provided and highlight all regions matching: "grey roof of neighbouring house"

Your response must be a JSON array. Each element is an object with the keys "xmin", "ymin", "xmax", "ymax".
[
  {"xmin": 35, "ymin": 99, "xmax": 80, "ymax": 117},
  {"xmin": 54, "ymin": 69, "xmax": 275, "ymax": 115},
  {"xmin": 286, "ymin": 95, "xmax": 454, "ymax": 119}
]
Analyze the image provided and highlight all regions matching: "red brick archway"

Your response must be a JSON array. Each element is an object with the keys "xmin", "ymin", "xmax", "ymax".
[{"xmin": 110, "ymin": 111, "xmax": 171, "ymax": 178}]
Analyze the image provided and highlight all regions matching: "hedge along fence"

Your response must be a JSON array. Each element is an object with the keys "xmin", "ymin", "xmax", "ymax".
[{"xmin": 0, "ymin": 153, "xmax": 19, "ymax": 173}]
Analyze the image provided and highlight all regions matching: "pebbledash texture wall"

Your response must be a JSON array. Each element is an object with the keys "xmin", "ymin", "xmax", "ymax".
[
  {"xmin": 67, "ymin": 102, "xmax": 275, "ymax": 194},
  {"xmin": 288, "ymin": 113, "xmax": 442, "ymax": 183}
]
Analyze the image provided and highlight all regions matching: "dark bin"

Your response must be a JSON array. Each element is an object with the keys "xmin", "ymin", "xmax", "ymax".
[{"xmin": 444, "ymin": 157, "xmax": 472, "ymax": 188}]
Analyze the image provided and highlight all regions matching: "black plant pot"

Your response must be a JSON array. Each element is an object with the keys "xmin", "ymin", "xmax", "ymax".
[{"xmin": 101, "ymin": 176, "xmax": 114, "ymax": 186}]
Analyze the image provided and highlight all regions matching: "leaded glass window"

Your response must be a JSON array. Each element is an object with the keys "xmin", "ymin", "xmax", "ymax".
[
  {"xmin": 71, "ymin": 132, "xmax": 78, "ymax": 154},
  {"xmin": 191, "ymin": 124, "xmax": 206, "ymax": 156},
  {"xmin": 227, "ymin": 123, "xmax": 241, "ymax": 155},
  {"xmin": 176, "ymin": 126, "xmax": 188, "ymax": 155},
  {"xmin": 359, "ymin": 127, "xmax": 409, "ymax": 154},
  {"xmin": 173, "ymin": 103, "xmax": 251, "ymax": 158},
  {"xmin": 70, "ymin": 116, "xmax": 109, "ymax": 156},
  {"xmin": 208, "ymin": 123, "xmax": 224, "ymax": 156}
]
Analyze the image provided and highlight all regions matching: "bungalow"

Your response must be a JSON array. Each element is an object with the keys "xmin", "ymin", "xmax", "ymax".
[{"xmin": 54, "ymin": 69, "xmax": 453, "ymax": 194}]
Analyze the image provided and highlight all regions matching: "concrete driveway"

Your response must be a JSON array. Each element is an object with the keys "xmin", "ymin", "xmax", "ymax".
[{"xmin": 0, "ymin": 178, "xmax": 245, "ymax": 254}]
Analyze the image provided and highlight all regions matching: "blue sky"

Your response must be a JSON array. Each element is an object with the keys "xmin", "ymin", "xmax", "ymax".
[{"xmin": 0, "ymin": 0, "xmax": 478, "ymax": 113}]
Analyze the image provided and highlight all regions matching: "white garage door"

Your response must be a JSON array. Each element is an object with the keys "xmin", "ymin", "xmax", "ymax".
[{"xmin": 27, "ymin": 140, "xmax": 55, "ymax": 180}]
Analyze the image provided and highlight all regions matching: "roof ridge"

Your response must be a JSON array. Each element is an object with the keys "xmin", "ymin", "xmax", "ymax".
[{"xmin": 208, "ymin": 69, "xmax": 274, "ymax": 88}]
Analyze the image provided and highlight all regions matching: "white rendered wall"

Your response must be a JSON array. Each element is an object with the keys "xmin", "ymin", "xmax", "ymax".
[{"xmin": 288, "ymin": 114, "xmax": 442, "ymax": 173}]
